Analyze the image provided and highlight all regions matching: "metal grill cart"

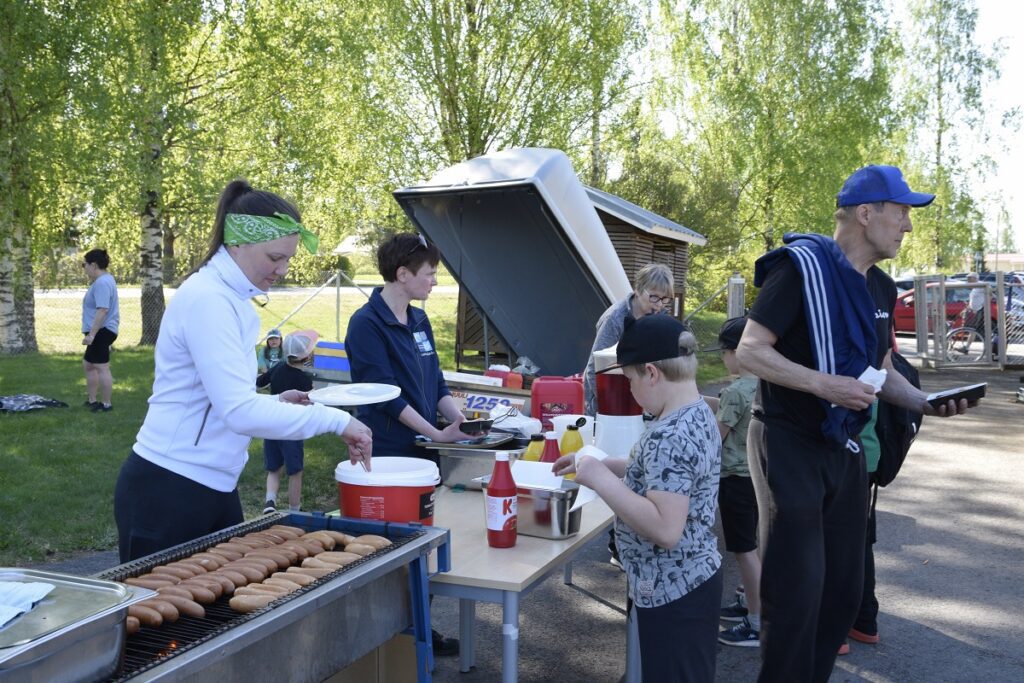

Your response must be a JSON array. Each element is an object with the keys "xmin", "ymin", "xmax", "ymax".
[{"xmin": 95, "ymin": 512, "xmax": 450, "ymax": 682}]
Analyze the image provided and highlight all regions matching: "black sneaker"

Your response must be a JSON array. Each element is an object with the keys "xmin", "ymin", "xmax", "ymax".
[
  {"xmin": 263, "ymin": 500, "xmax": 277, "ymax": 514},
  {"xmin": 719, "ymin": 617, "xmax": 760, "ymax": 647},
  {"xmin": 431, "ymin": 629, "xmax": 459, "ymax": 657},
  {"xmin": 720, "ymin": 599, "xmax": 748, "ymax": 622},
  {"xmin": 92, "ymin": 403, "xmax": 113, "ymax": 412},
  {"xmin": 84, "ymin": 400, "xmax": 99, "ymax": 409}
]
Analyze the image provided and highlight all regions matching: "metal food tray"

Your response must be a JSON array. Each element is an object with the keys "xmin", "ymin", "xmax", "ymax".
[
  {"xmin": 437, "ymin": 447, "xmax": 525, "ymax": 490},
  {"xmin": 0, "ymin": 569, "xmax": 154, "ymax": 683},
  {"xmin": 477, "ymin": 476, "xmax": 583, "ymax": 539}
]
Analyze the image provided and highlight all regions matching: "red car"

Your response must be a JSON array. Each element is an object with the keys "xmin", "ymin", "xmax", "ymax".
[{"xmin": 893, "ymin": 283, "xmax": 996, "ymax": 333}]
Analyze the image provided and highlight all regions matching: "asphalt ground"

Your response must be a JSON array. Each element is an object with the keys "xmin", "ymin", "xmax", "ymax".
[{"xmin": 34, "ymin": 360, "xmax": 1024, "ymax": 682}]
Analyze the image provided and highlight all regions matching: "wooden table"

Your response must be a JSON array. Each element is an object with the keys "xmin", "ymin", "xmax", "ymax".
[{"xmin": 429, "ymin": 486, "xmax": 615, "ymax": 683}]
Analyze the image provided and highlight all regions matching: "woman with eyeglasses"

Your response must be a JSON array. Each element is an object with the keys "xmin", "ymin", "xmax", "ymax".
[
  {"xmin": 114, "ymin": 179, "xmax": 372, "ymax": 562},
  {"xmin": 583, "ymin": 263, "xmax": 676, "ymax": 416}
]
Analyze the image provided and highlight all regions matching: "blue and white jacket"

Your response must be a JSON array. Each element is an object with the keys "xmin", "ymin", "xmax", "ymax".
[{"xmin": 754, "ymin": 233, "xmax": 876, "ymax": 447}]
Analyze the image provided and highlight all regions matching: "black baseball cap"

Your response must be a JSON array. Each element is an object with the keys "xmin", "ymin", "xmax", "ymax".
[
  {"xmin": 704, "ymin": 316, "xmax": 747, "ymax": 352},
  {"xmin": 596, "ymin": 315, "xmax": 692, "ymax": 373}
]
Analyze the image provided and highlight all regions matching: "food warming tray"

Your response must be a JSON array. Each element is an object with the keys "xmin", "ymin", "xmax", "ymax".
[
  {"xmin": 0, "ymin": 569, "xmax": 154, "ymax": 683},
  {"xmin": 477, "ymin": 476, "xmax": 583, "ymax": 539}
]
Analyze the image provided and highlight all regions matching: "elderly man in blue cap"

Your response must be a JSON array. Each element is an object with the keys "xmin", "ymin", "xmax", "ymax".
[{"xmin": 736, "ymin": 165, "xmax": 974, "ymax": 682}]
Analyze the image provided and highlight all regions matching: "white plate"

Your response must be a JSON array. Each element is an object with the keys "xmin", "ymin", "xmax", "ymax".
[{"xmin": 308, "ymin": 383, "xmax": 401, "ymax": 406}]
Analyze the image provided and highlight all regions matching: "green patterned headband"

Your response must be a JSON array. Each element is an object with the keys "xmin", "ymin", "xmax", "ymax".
[{"xmin": 224, "ymin": 212, "xmax": 319, "ymax": 254}]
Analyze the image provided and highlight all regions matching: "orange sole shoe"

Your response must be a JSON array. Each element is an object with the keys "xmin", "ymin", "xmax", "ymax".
[
  {"xmin": 838, "ymin": 642, "xmax": 850, "ymax": 655},
  {"xmin": 848, "ymin": 627, "xmax": 880, "ymax": 644}
]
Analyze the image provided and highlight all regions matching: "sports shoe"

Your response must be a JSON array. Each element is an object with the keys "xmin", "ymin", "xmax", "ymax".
[
  {"xmin": 262, "ymin": 500, "xmax": 277, "ymax": 514},
  {"xmin": 609, "ymin": 555, "xmax": 625, "ymax": 571},
  {"xmin": 837, "ymin": 642, "xmax": 850, "ymax": 655},
  {"xmin": 848, "ymin": 627, "xmax": 880, "ymax": 644},
  {"xmin": 92, "ymin": 403, "xmax": 113, "ymax": 412},
  {"xmin": 718, "ymin": 617, "xmax": 760, "ymax": 647},
  {"xmin": 83, "ymin": 400, "xmax": 100, "ymax": 409},
  {"xmin": 720, "ymin": 599, "xmax": 748, "ymax": 622},
  {"xmin": 431, "ymin": 629, "xmax": 459, "ymax": 657}
]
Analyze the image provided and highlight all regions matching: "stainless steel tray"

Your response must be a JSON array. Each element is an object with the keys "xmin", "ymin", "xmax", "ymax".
[
  {"xmin": 478, "ymin": 477, "xmax": 583, "ymax": 539},
  {"xmin": 438, "ymin": 448, "xmax": 524, "ymax": 490},
  {"xmin": 0, "ymin": 568, "xmax": 154, "ymax": 682}
]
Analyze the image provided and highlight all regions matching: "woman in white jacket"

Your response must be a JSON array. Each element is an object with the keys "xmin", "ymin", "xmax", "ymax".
[{"xmin": 114, "ymin": 180, "xmax": 372, "ymax": 562}]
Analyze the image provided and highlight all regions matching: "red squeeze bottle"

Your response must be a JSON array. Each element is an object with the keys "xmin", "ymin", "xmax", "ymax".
[
  {"xmin": 486, "ymin": 452, "xmax": 517, "ymax": 548},
  {"xmin": 539, "ymin": 431, "xmax": 561, "ymax": 463}
]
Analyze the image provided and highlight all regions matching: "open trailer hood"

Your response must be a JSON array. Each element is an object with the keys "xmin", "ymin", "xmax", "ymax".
[{"xmin": 393, "ymin": 148, "xmax": 631, "ymax": 377}]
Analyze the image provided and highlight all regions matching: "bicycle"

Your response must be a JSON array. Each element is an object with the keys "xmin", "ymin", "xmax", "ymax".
[{"xmin": 945, "ymin": 325, "xmax": 986, "ymax": 362}]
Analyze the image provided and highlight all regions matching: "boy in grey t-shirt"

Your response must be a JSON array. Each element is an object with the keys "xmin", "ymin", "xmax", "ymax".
[
  {"xmin": 81, "ymin": 248, "xmax": 120, "ymax": 412},
  {"xmin": 555, "ymin": 315, "xmax": 722, "ymax": 682}
]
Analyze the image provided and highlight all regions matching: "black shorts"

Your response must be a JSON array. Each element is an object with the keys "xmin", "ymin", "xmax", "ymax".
[
  {"xmin": 718, "ymin": 475, "xmax": 759, "ymax": 553},
  {"xmin": 264, "ymin": 439, "xmax": 305, "ymax": 475},
  {"xmin": 84, "ymin": 328, "xmax": 117, "ymax": 364}
]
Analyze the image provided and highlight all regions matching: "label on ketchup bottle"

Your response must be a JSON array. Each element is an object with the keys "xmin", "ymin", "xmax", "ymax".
[{"xmin": 486, "ymin": 495, "xmax": 518, "ymax": 532}]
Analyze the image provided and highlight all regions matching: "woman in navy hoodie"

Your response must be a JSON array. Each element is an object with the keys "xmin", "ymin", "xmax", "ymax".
[{"xmin": 346, "ymin": 233, "xmax": 469, "ymax": 461}]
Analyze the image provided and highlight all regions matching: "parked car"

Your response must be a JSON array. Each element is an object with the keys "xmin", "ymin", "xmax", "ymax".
[{"xmin": 893, "ymin": 282, "xmax": 996, "ymax": 333}]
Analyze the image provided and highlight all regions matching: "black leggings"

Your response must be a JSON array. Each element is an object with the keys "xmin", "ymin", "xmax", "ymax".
[{"xmin": 114, "ymin": 452, "xmax": 243, "ymax": 562}]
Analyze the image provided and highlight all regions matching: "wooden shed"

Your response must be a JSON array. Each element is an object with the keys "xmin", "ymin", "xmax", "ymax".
[{"xmin": 456, "ymin": 186, "xmax": 706, "ymax": 371}]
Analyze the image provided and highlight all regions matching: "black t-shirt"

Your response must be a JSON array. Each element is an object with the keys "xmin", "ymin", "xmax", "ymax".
[
  {"xmin": 749, "ymin": 257, "xmax": 896, "ymax": 434},
  {"xmin": 256, "ymin": 362, "xmax": 313, "ymax": 395}
]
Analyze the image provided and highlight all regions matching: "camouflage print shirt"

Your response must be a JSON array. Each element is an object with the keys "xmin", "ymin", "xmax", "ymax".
[{"xmin": 615, "ymin": 398, "xmax": 722, "ymax": 608}]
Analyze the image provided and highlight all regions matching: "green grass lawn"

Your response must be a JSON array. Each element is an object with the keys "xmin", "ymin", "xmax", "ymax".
[{"xmin": 3, "ymin": 290, "xmax": 727, "ymax": 566}]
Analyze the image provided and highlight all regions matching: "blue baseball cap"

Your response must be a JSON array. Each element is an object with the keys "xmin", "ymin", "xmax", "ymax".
[{"xmin": 836, "ymin": 165, "xmax": 935, "ymax": 208}]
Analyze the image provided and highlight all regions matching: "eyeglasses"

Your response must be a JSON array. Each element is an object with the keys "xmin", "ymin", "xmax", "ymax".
[
  {"xmin": 646, "ymin": 292, "xmax": 673, "ymax": 306},
  {"xmin": 406, "ymin": 234, "xmax": 429, "ymax": 256}
]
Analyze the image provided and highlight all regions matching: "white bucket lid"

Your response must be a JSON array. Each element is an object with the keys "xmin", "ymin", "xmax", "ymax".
[{"xmin": 336, "ymin": 457, "xmax": 440, "ymax": 487}]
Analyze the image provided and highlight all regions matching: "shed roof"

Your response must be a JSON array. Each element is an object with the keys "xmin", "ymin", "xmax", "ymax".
[{"xmin": 584, "ymin": 186, "xmax": 707, "ymax": 247}]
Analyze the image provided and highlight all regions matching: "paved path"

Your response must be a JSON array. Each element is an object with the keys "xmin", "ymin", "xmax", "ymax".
[{"xmin": 36, "ymin": 362, "xmax": 1024, "ymax": 682}]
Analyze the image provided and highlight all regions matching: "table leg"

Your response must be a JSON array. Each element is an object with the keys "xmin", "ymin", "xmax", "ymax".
[
  {"xmin": 502, "ymin": 591, "xmax": 520, "ymax": 683},
  {"xmin": 563, "ymin": 561, "xmax": 573, "ymax": 585},
  {"xmin": 459, "ymin": 598, "xmax": 475, "ymax": 673}
]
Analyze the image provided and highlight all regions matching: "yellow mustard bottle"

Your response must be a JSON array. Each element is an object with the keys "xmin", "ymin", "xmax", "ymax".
[
  {"xmin": 522, "ymin": 433, "xmax": 545, "ymax": 462},
  {"xmin": 559, "ymin": 425, "xmax": 584, "ymax": 479}
]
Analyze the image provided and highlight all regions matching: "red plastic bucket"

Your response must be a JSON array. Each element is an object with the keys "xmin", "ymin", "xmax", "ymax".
[{"xmin": 335, "ymin": 457, "xmax": 440, "ymax": 525}]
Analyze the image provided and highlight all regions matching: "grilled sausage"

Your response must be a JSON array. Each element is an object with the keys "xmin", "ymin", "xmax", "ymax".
[
  {"xmin": 236, "ymin": 555, "xmax": 278, "ymax": 573},
  {"xmin": 235, "ymin": 583, "xmax": 288, "ymax": 595},
  {"xmin": 207, "ymin": 548, "xmax": 243, "ymax": 562},
  {"xmin": 172, "ymin": 560, "xmax": 209, "ymax": 575},
  {"xmin": 271, "ymin": 571, "xmax": 313, "ymax": 586},
  {"xmin": 286, "ymin": 566, "xmax": 334, "ymax": 579},
  {"xmin": 182, "ymin": 577, "xmax": 223, "ymax": 598},
  {"xmin": 229, "ymin": 593, "xmax": 276, "ymax": 613},
  {"xmin": 151, "ymin": 565, "xmax": 195, "ymax": 581},
  {"xmin": 321, "ymin": 530, "xmax": 355, "ymax": 546},
  {"xmin": 352, "ymin": 534, "xmax": 392, "ymax": 550},
  {"xmin": 176, "ymin": 582, "xmax": 217, "ymax": 604},
  {"xmin": 222, "ymin": 563, "xmax": 266, "ymax": 582},
  {"xmin": 153, "ymin": 594, "xmax": 205, "ymax": 619},
  {"xmin": 302, "ymin": 556, "xmax": 342, "ymax": 570},
  {"xmin": 264, "ymin": 577, "xmax": 303, "ymax": 593},
  {"xmin": 249, "ymin": 531, "xmax": 289, "ymax": 544},
  {"xmin": 214, "ymin": 568, "xmax": 249, "ymax": 587},
  {"xmin": 270, "ymin": 524, "xmax": 306, "ymax": 536},
  {"xmin": 304, "ymin": 532, "xmax": 337, "ymax": 550},
  {"xmin": 267, "ymin": 526, "xmax": 302, "ymax": 540},
  {"xmin": 128, "ymin": 604, "xmax": 163, "ymax": 628},
  {"xmin": 343, "ymin": 543, "xmax": 376, "ymax": 557},
  {"xmin": 238, "ymin": 535, "xmax": 275, "ymax": 548},
  {"xmin": 215, "ymin": 542, "xmax": 254, "ymax": 555},
  {"xmin": 188, "ymin": 553, "xmax": 226, "ymax": 570},
  {"xmin": 138, "ymin": 598, "xmax": 179, "ymax": 623},
  {"xmin": 126, "ymin": 615, "xmax": 141, "ymax": 635},
  {"xmin": 247, "ymin": 549, "xmax": 293, "ymax": 569},
  {"xmin": 155, "ymin": 585, "xmax": 197, "ymax": 600},
  {"xmin": 277, "ymin": 541, "xmax": 311, "ymax": 560},
  {"xmin": 315, "ymin": 551, "xmax": 362, "ymax": 567},
  {"xmin": 199, "ymin": 572, "xmax": 235, "ymax": 595}
]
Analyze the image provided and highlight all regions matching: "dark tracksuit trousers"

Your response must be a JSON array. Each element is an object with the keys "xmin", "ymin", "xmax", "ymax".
[{"xmin": 754, "ymin": 419, "xmax": 868, "ymax": 683}]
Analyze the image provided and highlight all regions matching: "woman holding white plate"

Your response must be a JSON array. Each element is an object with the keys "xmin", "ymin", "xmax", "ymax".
[{"xmin": 114, "ymin": 179, "xmax": 372, "ymax": 563}]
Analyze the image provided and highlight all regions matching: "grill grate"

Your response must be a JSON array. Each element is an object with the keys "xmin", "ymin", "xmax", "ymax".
[{"xmin": 100, "ymin": 514, "xmax": 423, "ymax": 681}]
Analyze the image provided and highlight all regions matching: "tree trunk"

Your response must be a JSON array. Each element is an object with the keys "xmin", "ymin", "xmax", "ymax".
[
  {"xmin": 138, "ymin": 124, "xmax": 166, "ymax": 345},
  {"xmin": 0, "ymin": 152, "xmax": 39, "ymax": 355},
  {"xmin": 163, "ymin": 221, "xmax": 176, "ymax": 284}
]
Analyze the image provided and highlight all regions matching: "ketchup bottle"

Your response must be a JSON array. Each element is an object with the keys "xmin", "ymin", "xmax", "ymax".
[
  {"xmin": 539, "ymin": 431, "xmax": 561, "ymax": 463},
  {"xmin": 486, "ymin": 452, "xmax": 517, "ymax": 548}
]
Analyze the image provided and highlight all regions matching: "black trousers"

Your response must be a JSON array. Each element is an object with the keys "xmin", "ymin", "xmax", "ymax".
[
  {"xmin": 854, "ymin": 489, "xmax": 879, "ymax": 634},
  {"xmin": 114, "ymin": 452, "xmax": 243, "ymax": 562},
  {"xmin": 755, "ymin": 421, "xmax": 868, "ymax": 683},
  {"xmin": 635, "ymin": 569, "xmax": 723, "ymax": 683}
]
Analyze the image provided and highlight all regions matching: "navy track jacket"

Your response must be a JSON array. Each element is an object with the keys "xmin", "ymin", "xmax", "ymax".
[{"xmin": 345, "ymin": 287, "xmax": 451, "ymax": 459}]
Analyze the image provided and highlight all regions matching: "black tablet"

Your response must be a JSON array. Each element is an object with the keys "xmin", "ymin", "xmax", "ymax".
[{"xmin": 926, "ymin": 383, "xmax": 986, "ymax": 410}]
